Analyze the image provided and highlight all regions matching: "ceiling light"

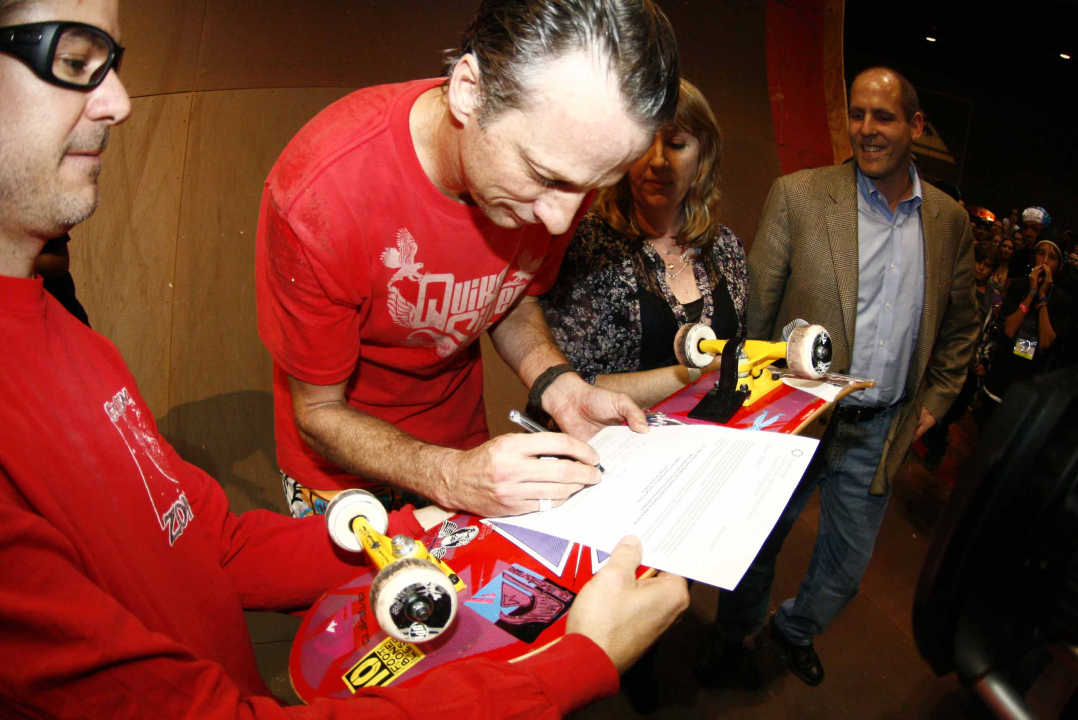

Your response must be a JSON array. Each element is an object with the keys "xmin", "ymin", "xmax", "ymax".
[
  {"xmin": 926, "ymin": 36, "xmax": 937, "ymax": 42},
  {"xmin": 1062, "ymin": 53, "xmax": 1072, "ymax": 60}
]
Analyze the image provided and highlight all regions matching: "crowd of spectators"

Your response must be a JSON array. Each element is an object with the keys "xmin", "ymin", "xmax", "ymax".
[{"xmin": 924, "ymin": 201, "xmax": 1075, "ymax": 466}]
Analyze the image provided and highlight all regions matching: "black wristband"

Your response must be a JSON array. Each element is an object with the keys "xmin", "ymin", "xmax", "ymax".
[{"xmin": 528, "ymin": 363, "xmax": 577, "ymax": 409}]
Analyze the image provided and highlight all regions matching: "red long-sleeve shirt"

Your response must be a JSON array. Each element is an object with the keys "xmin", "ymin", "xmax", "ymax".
[{"xmin": 0, "ymin": 275, "xmax": 618, "ymax": 718}]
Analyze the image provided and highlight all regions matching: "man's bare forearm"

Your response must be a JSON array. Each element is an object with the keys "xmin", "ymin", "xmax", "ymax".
[
  {"xmin": 489, "ymin": 296, "xmax": 571, "ymax": 388},
  {"xmin": 296, "ymin": 403, "xmax": 456, "ymax": 505}
]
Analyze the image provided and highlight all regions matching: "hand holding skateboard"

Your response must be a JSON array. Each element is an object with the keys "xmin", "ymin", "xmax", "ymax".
[
  {"xmin": 325, "ymin": 490, "xmax": 463, "ymax": 644},
  {"xmin": 566, "ymin": 536, "xmax": 689, "ymax": 673}
]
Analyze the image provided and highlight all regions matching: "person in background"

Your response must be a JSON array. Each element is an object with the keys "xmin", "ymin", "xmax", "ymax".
[
  {"xmin": 1011, "ymin": 205, "xmax": 1051, "ymax": 276},
  {"xmin": 540, "ymin": 78, "xmax": 746, "ymax": 410},
  {"xmin": 981, "ymin": 234, "xmax": 1073, "ymax": 413},
  {"xmin": 990, "ymin": 235, "xmax": 1016, "ymax": 297},
  {"xmin": 696, "ymin": 66, "xmax": 978, "ymax": 689}
]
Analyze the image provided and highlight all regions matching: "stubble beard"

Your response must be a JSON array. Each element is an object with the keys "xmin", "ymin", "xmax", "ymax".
[{"xmin": 0, "ymin": 128, "xmax": 107, "ymax": 238}]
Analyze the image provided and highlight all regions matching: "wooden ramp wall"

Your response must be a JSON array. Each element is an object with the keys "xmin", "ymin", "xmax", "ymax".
[{"xmin": 69, "ymin": 0, "xmax": 816, "ymax": 514}]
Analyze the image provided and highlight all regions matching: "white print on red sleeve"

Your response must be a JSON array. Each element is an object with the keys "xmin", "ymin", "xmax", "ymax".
[
  {"xmin": 381, "ymin": 228, "xmax": 543, "ymax": 358},
  {"xmin": 104, "ymin": 387, "xmax": 193, "ymax": 546}
]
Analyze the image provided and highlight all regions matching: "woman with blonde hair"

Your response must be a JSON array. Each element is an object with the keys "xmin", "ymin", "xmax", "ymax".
[{"xmin": 540, "ymin": 78, "xmax": 746, "ymax": 409}]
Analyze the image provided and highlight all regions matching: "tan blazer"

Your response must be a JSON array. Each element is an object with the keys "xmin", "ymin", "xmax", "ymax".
[{"xmin": 747, "ymin": 163, "xmax": 979, "ymax": 494}]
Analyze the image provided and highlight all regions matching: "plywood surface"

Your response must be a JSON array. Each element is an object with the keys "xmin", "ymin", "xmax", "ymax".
[
  {"xmin": 666, "ymin": 0, "xmax": 780, "ymax": 251},
  {"xmin": 195, "ymin": 0, "xmax": 473, "ymax": 91},
  {"xmin": 69, "ymin": 93, "xmax": 192, "ymax": 421},
  {"xmin": 765, "ymin": 0, "xmax": 836, "ymax": 174},
  {"xmin": 823, "ymin": 0, "xmax": 852, "ymax": 165},
  {"xmin": 167, "ymin": 87, "xmax": 353, "ymax": 513},
  {"xmin": 118, "ymin": 0, "xmax": 207, "ymax": 97}
]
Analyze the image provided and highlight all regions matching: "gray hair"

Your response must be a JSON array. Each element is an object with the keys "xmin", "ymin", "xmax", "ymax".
[{"xmin": 444, "ymin": 0, "xmax": 679, "ymax": 129}]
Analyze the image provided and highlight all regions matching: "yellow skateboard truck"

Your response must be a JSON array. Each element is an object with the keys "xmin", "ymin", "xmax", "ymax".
[
  {"xmin": 325, "ymin": 489, "xmax": 464, "ymax": 643},
  {"xmin": 674, "ymin": 322, "xmax": 833, "ymax": 422}
]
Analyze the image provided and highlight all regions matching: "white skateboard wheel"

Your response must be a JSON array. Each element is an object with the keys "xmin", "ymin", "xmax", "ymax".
[
  {"xmin": 325, "ymin": 489, "xmax": 389, "ymax": 553},
  {"xmin": 371, "ymin": 558, "xmax": 459, "ymax": 643},
  {"xmin": 674, "ymin": 323, "xmax": 718, "ymax": 369},
  {"xmin": 786, "ymin": 324, "xmax": 832, "ymax": 379}
]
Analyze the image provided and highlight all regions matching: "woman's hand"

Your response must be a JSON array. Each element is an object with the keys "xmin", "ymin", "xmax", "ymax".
[
  {"xmin": 1039, "ymin": 264, "xmax": 1054, "ymax": 298},
  {"xmin": 1029, "ymin": 265, "xmax": 1044, "ymax": 290}
]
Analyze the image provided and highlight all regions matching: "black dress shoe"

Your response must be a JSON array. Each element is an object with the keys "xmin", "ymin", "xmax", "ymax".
[
  {"xmin": 694, "ymin": 629, "xmax": 761, "ymax": 689},
  {"xmin": 768, "ymin": 615, "xmax": 824, "ymax": 686}
]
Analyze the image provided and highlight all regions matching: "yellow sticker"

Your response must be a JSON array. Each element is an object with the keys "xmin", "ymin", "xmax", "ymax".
[{"xmin": 342, "ymin": 637, "xmax": 425, "ymax": 692}]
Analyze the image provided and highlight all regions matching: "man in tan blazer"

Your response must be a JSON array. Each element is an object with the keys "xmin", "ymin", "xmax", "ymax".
[{"xmin": 697, "ymin": 67, "xmax": 979, "ymax": 688}]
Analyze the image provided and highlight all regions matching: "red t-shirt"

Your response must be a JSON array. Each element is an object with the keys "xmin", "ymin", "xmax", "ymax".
[
  {"xmin": 0, "ymin": 275, "xmax": 617, "ymax": 718},
  {"xmin": 256, "ymin": 79, "xmax": 582, "ymax": 491}
]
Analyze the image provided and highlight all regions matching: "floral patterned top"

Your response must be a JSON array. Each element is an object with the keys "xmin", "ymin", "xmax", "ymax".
[{"xmin": 540, "ymin": 212, "xmax": 748, "ymax": 384}]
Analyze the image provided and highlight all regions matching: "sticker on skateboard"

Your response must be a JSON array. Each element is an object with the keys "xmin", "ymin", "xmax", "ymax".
[
  {"xmin": 464, "ymin": 564, "xmax": 575, "ymax": 644},
  {"xmin": 341, "ymin": 636, "xmax": 425, "ymax": 692},
  {"xmin": 486, "ymin": 521, "xmax": 574, "ymax": 575}
]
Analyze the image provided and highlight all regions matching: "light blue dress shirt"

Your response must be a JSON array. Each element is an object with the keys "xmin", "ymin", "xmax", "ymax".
[{"xmin": 845, "ymin": 164, "xmax": 925, "ymax": 408}]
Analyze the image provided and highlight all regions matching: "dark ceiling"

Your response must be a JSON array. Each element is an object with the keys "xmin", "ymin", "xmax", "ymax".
[{"xmin": 844, "ymin": 1, "xmax": 1075, "ymax": 104}]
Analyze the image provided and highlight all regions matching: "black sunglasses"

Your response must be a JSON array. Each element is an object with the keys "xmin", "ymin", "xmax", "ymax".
[{"xmin": 0, "ymin": 21, "xmax": 124, "ymax": 90}]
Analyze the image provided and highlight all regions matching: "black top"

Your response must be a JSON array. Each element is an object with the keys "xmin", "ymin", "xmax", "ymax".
[
  {"xmin": 637, "ymin": 282, "xmax": 738, "ymax": 372},
  {"xmin": 984, "ymin": 277, "xmax": 1073, "ymax": 398},
  {"xmin": 40, "ymin": 235, "xmax": 90, "ymax": 327}
]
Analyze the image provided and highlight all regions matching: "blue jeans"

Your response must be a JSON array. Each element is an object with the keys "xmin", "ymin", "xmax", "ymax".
[{"xmin": 716, "ymin": 404, "xmax": 899, "ymax": 646}]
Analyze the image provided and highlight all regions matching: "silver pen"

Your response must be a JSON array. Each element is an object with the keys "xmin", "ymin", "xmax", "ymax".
[{"xmin": 508, "ymin": 409, "xmax": 605, "ymax": 473}]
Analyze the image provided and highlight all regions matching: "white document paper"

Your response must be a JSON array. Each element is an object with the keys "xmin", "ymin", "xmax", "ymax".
[
  {"xmin": 782, "ymin": 376, "xmax": 843, "ymax": 402},
  {"xmin": 486, "ymin": 425, "xmax": 818, "ymax": 590}
]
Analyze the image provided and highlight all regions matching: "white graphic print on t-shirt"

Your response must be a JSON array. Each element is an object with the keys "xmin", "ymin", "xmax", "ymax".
[
  {"xmin": 382, "ymin": 228, "xmax": 543, "ymax": 357},
  {"xmin": 104, "ymin": 387, "xmax": 192, "ymax": 545}
]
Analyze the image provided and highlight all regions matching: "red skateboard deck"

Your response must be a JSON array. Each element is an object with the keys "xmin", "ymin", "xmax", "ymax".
[
  {"xmin": 290, "ymin": 369, "xmax": 872, "ymax": 702},
  {"xmin": 290, "ymin": 514, "xmax": 615, "ymax": 702},
  {"xmin": 651, "ymin": 369, "xmax": 873, "ymax": 434}
]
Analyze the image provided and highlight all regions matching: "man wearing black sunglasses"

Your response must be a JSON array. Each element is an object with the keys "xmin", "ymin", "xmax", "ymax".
[{"xmin": 0, "ymin": 2, "xmax": 687, "ymax": 718}]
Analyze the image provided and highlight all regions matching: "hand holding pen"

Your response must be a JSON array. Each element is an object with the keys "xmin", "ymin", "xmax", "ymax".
[
  {"xmin": 432, "ymin": 410, "xmax": 603, "ymax": 517},
  {"xmin": 509, "ymin": 409, "xmax": 606, "ymax": 473}
]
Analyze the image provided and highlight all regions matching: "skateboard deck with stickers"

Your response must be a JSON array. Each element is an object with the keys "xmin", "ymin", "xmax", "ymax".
[
  {"xmin": 289, "ymin": 513, "xmax": 615, "ymax": 702},
  {"xmin": 290, "ymin": 372, "xmax": 873, "ymax": 702}
]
